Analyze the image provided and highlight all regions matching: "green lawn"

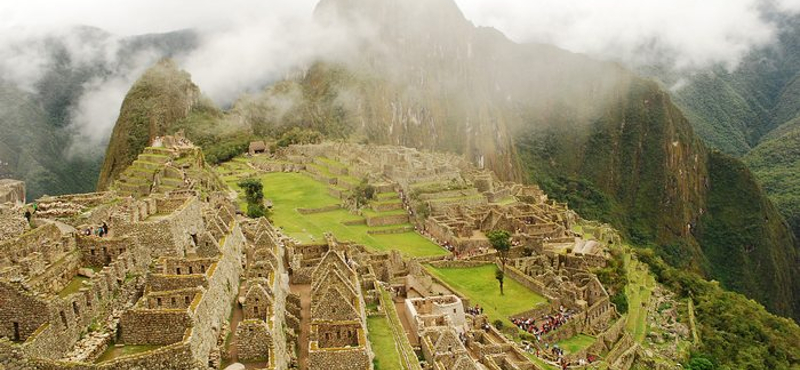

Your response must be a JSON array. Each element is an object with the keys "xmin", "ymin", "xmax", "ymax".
[
  {"xmin": 95, "ymin": 344, "xmax": 161, "ymax": 363},
  {"xmin": 227, "ymin": 170, "xmax": 447, "ymax": 258},
  {"xmin": 425, "ymin": 264, "xmax": 548, "ymax": 325},
  {"xmin": 556, "ymin": 333, "xmax": 595, "ymax": 354},
  {"xmin": 368, "ymin": 315, "xmax": 404, "ymax": 370},
  {"xmin": 58, "ymin": 275, "xmax": 89, "ymax": 298},
  {"xmin": 624, "ymin": 253, "xmax": 655, "ymax": 343}
]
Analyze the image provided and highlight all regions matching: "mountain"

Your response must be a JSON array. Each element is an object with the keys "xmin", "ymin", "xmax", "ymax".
[
  {"xmin": 654, "ymin": 10, "xmax": 800, "ymax": 285},
  {"xmin": 0, "ymin": 27, "xmax": 199, "ymax": 199},
  {"xmin": 221, "ymin": 0, "xmax": 800, "ymax": 320},
  {"xmin": 96, "ymin": 59, "xmax": 204, "ymax": 190}
]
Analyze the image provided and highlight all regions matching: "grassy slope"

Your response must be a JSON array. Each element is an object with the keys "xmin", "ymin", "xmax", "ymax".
[
  {"xmin": 368, "ymin": 315, "xmax": 404, "ymax": 370},
  {"xmin": 222, "ymin": 166, "xmax": 446, "ymax": 258},
  {"xmin": 424, "ymin": 264, "xmax": 548, "ymax": 325}
]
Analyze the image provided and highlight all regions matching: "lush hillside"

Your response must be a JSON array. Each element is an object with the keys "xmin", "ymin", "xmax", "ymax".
[{"xmin": 97, "ymin": 59, "xmax": 203, "ymax": 190}]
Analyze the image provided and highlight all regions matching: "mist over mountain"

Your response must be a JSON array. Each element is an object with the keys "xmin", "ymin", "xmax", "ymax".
[{"xmin": 4, "ymin": 1, "xmax": 800, "ymax": 367}]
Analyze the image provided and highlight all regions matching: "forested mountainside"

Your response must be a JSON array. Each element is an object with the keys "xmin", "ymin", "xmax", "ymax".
[
  {"xmin": 0, "ymin": 27, "xmax": 197, "ymax": 199},
  {"xmin": 654, "ymin": 10, "xmax": 800, "ymax": 285}
]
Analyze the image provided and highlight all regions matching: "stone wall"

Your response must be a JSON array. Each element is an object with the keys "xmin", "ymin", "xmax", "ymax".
[
  {"xmin": 308, "ymin": 346, "xmax": 371, "ymax": 370},
  {"xmin": 187, "ymin": 223, "xmax": 244, "ymax": 364},
  {"xmin": 120, "ymin": 309, "xmax": 192, "ymax": 345},
  {"xmin": 77, "ymin": 237, "xmax": 131, "ymax": 267},
  {"xmin": 0, "ymin": 180, "xmax": 25, "ymax": 205},
  {"xmin": 0, "ymin": 282, "xmax": 49, "ymax": 342},
  {"xmin": 236, "ymin": 320, "xmax": 272, "ymax": 362},
  {"xmin": 147, "ymin": 274, "xmax": 208, "ymax": 292},
  {"xmin": 0, "ymin": 205, "xmax": 27, "ymax": 242},
  {"xmin": 365, "ymin": 213, "xmax": 409, "ymax": 227}
]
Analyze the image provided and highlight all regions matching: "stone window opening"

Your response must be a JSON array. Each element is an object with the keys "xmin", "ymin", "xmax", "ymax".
[
  {"xmin": 60, "ymin": 311, "xmax": 68, "ymax": 328},
  {"xmin": 157, "ymin": 298, "xmax": 162, "ymax": 307},
  {"xmin": 185, "ymin": 296, "xmax": 190, "ymax": 305},
  {"xmin": 171, "ymin": 297, "xmax": 176, "ymax": 306},
  {"xmin": 12, "ymin": 322, "xmax": 20, "ymax": 341},
  {"xmin": 72, "ymin": 301, "xmax": 80, "ymax": 316},
  {"xmin": 189, "ymin": 266, "xmax": 193, "ymax": 274},
  {"xmin": 90, "ymin": 249, "xmax": 95, "ymax": 256},
  {"xmin": 176, "ymin": 268, "xmax": 181, "ymax": 275}
]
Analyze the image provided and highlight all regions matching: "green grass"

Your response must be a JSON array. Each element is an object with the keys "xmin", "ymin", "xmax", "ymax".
[
  {"xmin": 556, "ymin": 334, "xmax": 595, "ymax": 354},
  {"xmin": 624, "ymin": 254, "xmax": 655, "ymax": 343},
  {"xmin": 424, "ymin": 264, "xmax": 548, "ymax": 325},
  {"xmin": 228, "ymin": 170, "xmax": 446, "ymax": 258},
  {"xmin": 58, "ymin": 275, "xmax": 89, "ymax": 298},
  {"xmin": 95, "ymin": 344, "xmax": 161, "ymax": 363},
  {"xmin": 368, "ymin": 315, "xmax": 405, "ymax": 370}
]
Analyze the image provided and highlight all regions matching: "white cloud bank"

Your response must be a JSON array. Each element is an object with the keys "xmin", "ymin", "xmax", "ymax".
[{"xmin": 1, "ymin": 0, "xmax": 799, "ymax": 156}]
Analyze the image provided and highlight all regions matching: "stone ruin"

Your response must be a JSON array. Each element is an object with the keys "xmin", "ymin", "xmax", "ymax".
[
  {"xmin": 0, "ymin": 179, "xmax": 25, "ymax": 205},
  {"xmin": 0, "ymin": 143, "xmax": 291, "ymax": 370}
]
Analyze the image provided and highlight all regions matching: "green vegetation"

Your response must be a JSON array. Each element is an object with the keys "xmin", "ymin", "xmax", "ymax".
[
  {"xmin": 95, "ymin": 344, "xmax": 161, "ymax": 363},
  {"xmin": 368, "ymin": 315, "xmax": 404, "ymax": 370},
  {"xmin": 624, "ymin": 254, "xmax": 655, "ymax": 343},
  {"xmin": 237, "ymin": 178, "xmax": 268, "ymax": 218},
  {"xmin": 487, "ymin": 230, "xmax": 511, "ymax": 268},
  {"xmin": 58, "ymin": 275, "xmax": 89, "ymax": 298},
  {"xmin": 594, "ymin": 248, "xmax": 629, "ymax": 314},
  {"xmin": 425, "ymin": 264, "xmax": 547, "ymax": 325},
  {"xmin": 275, "ymin": 127, "xmax": 323, "ymax": 148},
  {"xmin": 224, "ymin": 169, "xmax": 446, "ymax": 257},
  {"xmin": 349, "ymin": 178, "xmax": 376, "ymax": 208},
  {"xmin": 556, "ymin": 334, "xmax": 595, "ymax": 355},
  {"xmin": 638, "ymin": 249, "xmax": 800, "ymax": 370}
]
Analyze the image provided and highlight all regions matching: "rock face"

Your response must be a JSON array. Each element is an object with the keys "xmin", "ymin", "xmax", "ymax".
[
  {"xmin": 96, "ymin": 59, "xmax": 202, "ymax": 190},
  {"xmin": 0, "ymin": 180, "xmax": 25, "ymax": 205}
]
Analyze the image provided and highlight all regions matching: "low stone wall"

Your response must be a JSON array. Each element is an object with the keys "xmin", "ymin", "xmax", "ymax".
[
  {"xmin": 427, "ymin": 261, "xmax": 491, "ymax": 269},
  {"xmin": 120, "ymin": 309, "xmax": 192, "ymax": 345},
  {"xmin": 365, "ymin": 213, "xmax": 409, "ymax": 227},
  {"xmin": 503, "ymin": 265, "xmax": 554, "ymax": 301},
  {"xmin": 371, "ymin": 201, "xmax": 402, "ymax": 212},
  {"xmin": 308, "ymin": 346, "xmax": 371, "ymax": 370},
  {"xmin": 297, "ymin": 205, "xmax": 341, "ymax": 215},
  {"xmin": 147, "ymin": 274, "xmax": 208, "ymax": 292},
  {"xmin": 366, "ymin": 226, "xmax": 414, "ymax": 235}
]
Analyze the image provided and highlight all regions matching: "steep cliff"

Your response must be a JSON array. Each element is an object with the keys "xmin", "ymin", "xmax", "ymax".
[{"xmin": 97, "ymin": 59, "xmax": 202, "ymax": 190}]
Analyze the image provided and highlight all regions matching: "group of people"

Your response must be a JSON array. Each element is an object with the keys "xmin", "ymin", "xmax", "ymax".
[
  {"xmin": 466, "ymin": 304, "xmax": 484, "ymax": 316},
  {"xmin": 512, "ymin": 308, "xmax": 574, "ymax": 338},
  {"xmin": 83, "ymin": 222, "xmax": 109, "ymax": 237}
]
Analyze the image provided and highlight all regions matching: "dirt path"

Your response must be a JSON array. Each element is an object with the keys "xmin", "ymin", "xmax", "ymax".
[
  {"xmin": 290, "ymin": 284, "xmax": 312, "ymax": 370},
  {"xmin": 394, "ymin": 301, "xmax": 418, "ymax": 346},
  {"xmin": 227, "ymin": 302, "xmax": 244, "ymax": 363}
]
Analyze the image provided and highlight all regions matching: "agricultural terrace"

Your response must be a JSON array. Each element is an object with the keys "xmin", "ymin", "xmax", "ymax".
[{"xmin": 217, "ymin": 157, "xmax": 448, "ymax": 258}]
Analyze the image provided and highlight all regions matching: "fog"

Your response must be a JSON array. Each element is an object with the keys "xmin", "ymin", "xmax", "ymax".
[{"xmin": 1, "ymin": 0, "xmax": 798, "ymax": 157}]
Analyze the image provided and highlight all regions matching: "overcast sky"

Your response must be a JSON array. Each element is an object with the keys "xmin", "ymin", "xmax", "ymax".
[
  {"xmin": 3, "ymin": 0, "xmax": 800, "ymax": 70},
  {"xmin": 2, "ymin": 0, "xmax": 799, "ymax": 154}
]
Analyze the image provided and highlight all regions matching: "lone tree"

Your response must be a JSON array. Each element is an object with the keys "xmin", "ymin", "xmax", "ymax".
[
  {"xmin": 350, "ymin": 178, "xmax": 376, "ymax": 209},
  {"xmin": 238, "ymin": 178, "xmax": 267, "ymax": 218},
  {"xmin": 495, "ymin": 268, "xmax": 505, "ymax": 295},
  {"xmin": 487, "ymin": 230, "xmax": 512, "ymax": 269}
]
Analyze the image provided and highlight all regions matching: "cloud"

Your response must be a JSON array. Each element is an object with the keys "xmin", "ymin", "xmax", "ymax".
[
  {"xmin": 454, "ymin": 0, "xmax": 796, "ymax": 71},
  {"xmin": 1, "ymin": 0, "xmax": 799, "ymax": 159}
]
